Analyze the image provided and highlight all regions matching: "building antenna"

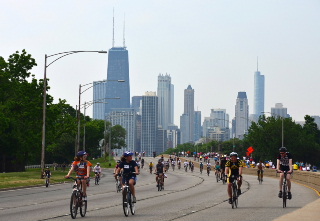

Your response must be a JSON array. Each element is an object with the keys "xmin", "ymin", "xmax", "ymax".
[
  {"xmin": 123, "ymin": 13, "xmax": 126, "ymax": 48},
  {"xmin": 257, "ymin": 56, "xmax": 259, "ymax": 71},
  {"xmin": 112, "ymin": 8, "xmax": 115, "ymax": 48}
]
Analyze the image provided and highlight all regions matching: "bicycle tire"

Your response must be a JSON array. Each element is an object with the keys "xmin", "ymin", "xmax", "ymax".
[
  {"xmin": 232, "ymin": 183, "xmax": 238, "ymax": 209},
  {"xmin": 129, "ymin": 192, "xmax": 135, "ymax": 215},
  {"xmin": 123, "ymin": 189, "xmax": 129, "ymax": 216},
  {"xmin": 158, "ymin": 180, "xmax": 161, "ymax": 191},
  {"xmin": 70, "ymin": 191, "xmax": 78, "ymax": 219},
  {"xmin": 216, "ymin": 173, "xmax": 219, "ymax": 182},
  {"xmin": 80, "ymin": 197, "xmax": 87, "ymax": 217},
  {"xmin": 45, "ymin": 179, "xmax": 49, "ymax": 187},
  {"xmin": 283, "ymin": 184, "xmax": 287, "ymax": 208}
]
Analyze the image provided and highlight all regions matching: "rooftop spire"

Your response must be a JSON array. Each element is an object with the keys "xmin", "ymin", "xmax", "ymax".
[
  {"xmin": 123, "ymin": 13, "xmax": 126, "ymax": 48},
  {"xmin": 112, "ymin": 8, "xmax": 115, "ymax": 47}
]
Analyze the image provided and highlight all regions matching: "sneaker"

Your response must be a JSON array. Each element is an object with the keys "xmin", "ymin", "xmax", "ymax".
[
  {"xmin": 288, "ymin": 192, "xmax": 292, "ymax": 200},
  {"xmin": 237, "ymin": 189, "xmax": 241, "ymax": 195},
  {"xmin": 132, "ymin": 196, "xmax": 136, "ymax": 203},
  {"xmin": 278, "ymin": 191, "xmax": 282, "ymax": 198},
  {"xmin": 228, "ymin": 198, "xmax": 232, "ymax": 204}
]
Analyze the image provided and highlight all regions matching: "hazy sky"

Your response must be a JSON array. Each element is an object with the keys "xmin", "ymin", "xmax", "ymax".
[{"xmin": 1, "ymin": 0, "xmax": 320, "ymax": 126}]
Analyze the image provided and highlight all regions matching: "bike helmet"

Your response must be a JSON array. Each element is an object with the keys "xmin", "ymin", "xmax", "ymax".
[
  {"xmin": 97, "ymin": 162, "xmax": 100, "ymax": 165},
  {"xmin": 230, "ymin": 152, "xmax": 238, "ymax": 157},
  {"xmin": 158, "ymin": 159, "xmax": 162, "ymax": 163},
  {"xmin": 279, "ymin": 147, "xmax": 287, "ymax": 152},
  {"xmin": 117, "ymin": 160, "xmax": 121, "ymax": 163},
  {"xmin": 77, "ymin": 151, "xmax": 87, "ymax": 157},
  {"xmin": 123, "ymin": 151, "xmax": 134, "ymax": 157}
]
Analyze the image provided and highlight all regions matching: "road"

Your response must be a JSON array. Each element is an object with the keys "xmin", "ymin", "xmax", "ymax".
[{"xmin": 0, "ymin": 157, "xmax": 318, "ymax": 221}]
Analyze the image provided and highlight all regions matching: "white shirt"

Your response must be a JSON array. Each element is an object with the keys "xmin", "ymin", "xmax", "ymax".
[{"xmin": 93, "ymin": 165, "xmax": 101, "ymax": 173}]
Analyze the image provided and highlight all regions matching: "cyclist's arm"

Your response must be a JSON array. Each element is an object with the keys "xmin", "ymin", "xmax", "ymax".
[
  {"xmin": 276, "ymin": 159, "xmax": 280, "ymax": 171},
  {"xmin": 289, "ymin": 159, "xmax": 293, "ymax": 172},
  {"xmin": 65, "ymin": 165, "xmax": 75, "ymax": 178},
  {"xmin": 225, "ymin": 167, "xmax": 229, "ymax": 176},
  {"xmin": 85, "ymin": 165, "xmax": 91, "ymax": 179},
  {"xmin": 134, "ymin": 166, "xmax": 140, "ymax": 175},
  {"xmin": 239, "ymin": 166, "xmax": 243, "ymax": 177}
]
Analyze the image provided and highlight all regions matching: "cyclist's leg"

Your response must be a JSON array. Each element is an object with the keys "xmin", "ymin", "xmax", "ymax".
[
  {"xmin": 129, "ymin": 178, "xmax": 136, "ymax": 197},
  {"xmin": 81, "ymin": 179, "xmax": 87, "ymax": 196},
  {"xmin": 261, "ymin": 170, "xmax": 264, "ymax": 180},
  {"xmin": 279, "ymin": 173, "xmax": 284, "ymax": 191},
  {"xmin": 227, "ymin": 177, "xmax": 232, "ymax": 202},
  {"xmin": 286, "ymin": 173, "xmax": 292, "ymax": 191}
]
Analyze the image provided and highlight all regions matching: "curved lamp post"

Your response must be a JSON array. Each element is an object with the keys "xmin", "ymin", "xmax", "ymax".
[{"xmin": 41, "ymin": 50, "xmax": 107, "ymax": 178}]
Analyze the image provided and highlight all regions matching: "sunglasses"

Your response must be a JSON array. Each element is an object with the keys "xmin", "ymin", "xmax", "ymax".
[{"xmin": 280, "ymin": 152, "xmax": 286, "ymax": 155}]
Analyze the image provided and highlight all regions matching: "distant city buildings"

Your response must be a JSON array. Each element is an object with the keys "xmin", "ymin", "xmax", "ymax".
[
  {"xmin": 203, "ymin": 109, "xmax": 230, "ymax": 142},
  {"xmin": 235, "ymin": 92, "xmax": 249, "ymax": 139},
  {"xmin": 194, "ymin": 111, "xmax": 202, "ymax": 142},
  {"xmin": 180, "ymin": 85, "xmax": 195, "ymax": 143},
  {"xmin": 271, "ymin": 103, "xmax": 290, "ymax": 118},
  {"xmin": 253, "ymin": 64, "xmax": 265, "ymax": 122},
  {"xmin": 140, "ymin": 92, "xmax": 158, "ymax": 155},
  {"xmin": 157, "ymin": 74, "xmax": 174, "ymax": 130}
]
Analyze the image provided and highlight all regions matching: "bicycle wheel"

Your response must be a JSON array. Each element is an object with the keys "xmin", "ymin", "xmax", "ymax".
[
  {"xmin": 158, "ymin": 180, "xmax": 161, "ymax": 191},
  {"xmin": 282, "ymin": 184, "xmax": 287, "ymax": 208},
  {"xmin": 232, "ymin": 184, "xmax": 238, "ymax": 209},
  {"xmin": 222, "ymin": 175, "xmax": 226, "ymax": 184},
  {"xmin": 123, "ymin": 189, "xmax": 129, "ymax": 216},
  {"xmin": 216, "ymin": 173, "xmax": 219, "ymax": 182},
  {"xmin": 80, "ymin": 197, "xmax": 87, "ymax": 217},
  {"xmin": 129, "ymin": 192, "xmax": 135, "ymax": 215},
  {"xmin": 45, "ymin": 179, "xmax": 49, "ymax": 187},
  {"xmin": 70, "ymin": 191, "xmax": 78, "ymax": 219}
]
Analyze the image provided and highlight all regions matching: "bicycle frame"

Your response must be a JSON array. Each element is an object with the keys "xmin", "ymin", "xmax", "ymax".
[
  {"xmin": 122, "ymin": 173, "xmax": 135, "ymax": 216},
  {"xmin": 230, "ymin": 175, "xmax": 239, "ymax": 209},
  {"xmin": 68, "ymin": 177, "xmax": 87, "ymax": 219}
]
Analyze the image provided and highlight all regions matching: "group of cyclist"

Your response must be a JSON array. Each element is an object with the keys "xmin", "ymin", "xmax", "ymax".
[{"xmin": 64, "ymin": 146, "xmax": 293, "ymax": 209}]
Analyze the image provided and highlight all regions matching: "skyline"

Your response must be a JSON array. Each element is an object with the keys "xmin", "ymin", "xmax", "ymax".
[{"xmin": 1, "ymin": 1, "xmax": 320, "ymax": 126}]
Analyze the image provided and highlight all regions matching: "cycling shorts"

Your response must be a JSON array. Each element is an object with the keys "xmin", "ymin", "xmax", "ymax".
[
  {"xmin": 227, "ymin": 174, "xmax": 240, "ymax": 184},
  {"xmin": 122, "ymin": 174, "xmax": 137, "ymax": 185}
]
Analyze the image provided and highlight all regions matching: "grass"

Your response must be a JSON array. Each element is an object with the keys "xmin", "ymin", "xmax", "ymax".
[{"xmin": 0, "ymin": 157, "xmax": 115, "ymax": 190}]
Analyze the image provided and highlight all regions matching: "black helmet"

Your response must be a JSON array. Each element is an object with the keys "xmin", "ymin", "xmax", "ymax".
[
  {"xmin": 158, "ymin": 159, "xmax": 162, "ymax": 163},
  {"xmin": 279, "ymin": 147, "xmax": 287, "ymax": 152}
]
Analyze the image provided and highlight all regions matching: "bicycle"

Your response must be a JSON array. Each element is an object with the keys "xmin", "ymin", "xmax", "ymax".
[
  {"xmin": 68, "ymin": 177, "xmax": 87, "ymax": 219},
  {"xmin": 172, "ymin": 164, "xmax": 175, "ymax": 171},
  {"xmin": 95, "ymin": 173, "xmax": 100, "ymax": 185},
  {"xmin": 215, "ymin": 170, "xmax": 220, "ymax": 182},
  {"xmin": 122, "ymin": 172, "xmax": 136, "ymax": 216},
  {"xmin": 184, "ymin": 164, "xmax": 188, "ymax": 172},
  {"xmin": 155, "ymin": 173, "xmax": 164, "ymax": 191},
  {"xmin": 207, "ymin": 167, "xmax": 211, "ymax": 176},
  {"xmin": 257, "ymin": 170, "xmax": 263, "ymax": 184},
  {"xmin": 200, "ymin": 166, "xmax": 203, "ymax": 174},
  {"xmin": 221, "ymin": 172, "xmax": 226, "ymax": 184},
  {"xmin": 278, "ymin": 171, "xmax": 291, "ymax": 208},
  {"xmin": 178, "ymin": 163, "xmax": 181, "ymax": 170},
  {"xmin": 115, "ymin": 174, "xmax": 122, "ymax": 193},
  {"xmin": 45, "ymin": 175, "xmax": 50, "ymax": 187},
  {"xmin": 229, "ymin": 175, "xmax": 239, "ymax": 209}
]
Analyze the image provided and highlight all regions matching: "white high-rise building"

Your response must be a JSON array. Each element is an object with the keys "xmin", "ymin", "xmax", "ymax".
[
  {"xmin": 157, "ymin": 74, "xmax": 174, "ymax": 129},
  {"xmin": 235, "ymin": 92, "xmax": 249, "ymax": 139},
  {"xmin": 203, "ymin": 109, "xmax": 230, "ymax": 141},
  {"xmin": 271, "ymin": 103, "xmax": 290, "ymax": 118}
]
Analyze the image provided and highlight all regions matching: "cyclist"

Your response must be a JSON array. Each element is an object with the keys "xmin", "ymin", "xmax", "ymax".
[
  {"xmin": 114, "ymin": 151, "xmax": 139, "ymax": 203},
  {"xmin": 214, "ymin": 161, "xmax": 221, "ymax": 178},
  {"xmin": 207, "ymin": 161, "xmax": 212, "ymax": 174},
  {"xmin": 149, "ymin": 161, "xmax": 154, "ymax": 174},
  {"xmin": 65, "ymin": 151, "xmax": 92, "ymax": 201},
  {"xmin": 190, "ymin": 162, "xmax": 194, "ymax": 172},
  {"xmin": 220, "ymin": 156, "xmax": 227, "ymax": 181},
  {"xmin": 43, "ymin": 166, "xmax": 51, "ymax": 184},
  {"xmin": 93, "ymin": 163, "xmax": 102, "ymax": 184},
  {"xmin": 183, "ymin": 160, "xmax": 189, "ymax": 171},
  {"xmin": 114, "ymin": 160, "xmax": 122, "ymax": 184},
  {"xmin": 177, "ymin": 158, "xmax": 181, "ymax": 169},
  {"xmin": 256, "ymin": 160, "xmax": 265, "ymax": 181},
  {"xmin": 171, "ymin": 159, "xmax": 176, "ymax": 170},
  {"xmin": 141, "ymin": 158, "xmax": 145, "ymax": 169},
  {"xmin": 155, "ymin": 159, "xmax": 164, "ymax": 187},
  {"xmin": 199, "ymin": 161, "xmax": 204, "ymax": 174},
  {"xmin": 225, "ymin": 152, "xmax": 243, "ymax": 204},
  {"xmin": 276, "ymin": 147, "xmax": 293, "ymax": 199}
]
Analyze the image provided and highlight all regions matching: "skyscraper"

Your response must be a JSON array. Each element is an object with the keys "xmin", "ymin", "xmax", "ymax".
[
  {"xmin": 157, "ymin": 74, "xmax": 174, "ymax": 129},
  {"xmin": 180, "ymin": 85, "xmax": 195, "ymax": 143},
  {"xmin": 271, "ymin": 103, "xmax": 290, "ymax": 118},
  {"xmin": 104, "ymin": 47, "xmax": 130, "ymax": 115},
  {"xmin": 194, "ymin": 111, "xmax": 202, "ymax": 142},
  {"xmin": 93, "ymin": 80, "xmax": 107, "ymax": 120},
  {"xmin": 141, "ymin": 92, "xmax": 158, "ymax": 155},
  {"xmin": 253, "ymin": 60, "xmax": 265, "ymax": 120},
  {"xmin": 235, "ymin": 92, "xmax": 249, "ymax": 139}
]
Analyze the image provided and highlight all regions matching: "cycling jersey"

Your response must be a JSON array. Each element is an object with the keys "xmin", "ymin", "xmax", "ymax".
[
  {"xmin": 225, "ymin": 159, "xmax": 243, "ymax": 176},
  {"xmin": 220, "ymin": 159, "xmax": 227, "ymax": 170},
  {"xmin": 72, "ymin": 160, "xmax": 92, "ymax": 177},
  {"xmin": 119, "ymin": 160, "xmax": 138, "ymax": 176},
  {"xmin": 93, "ymin": 165, "xmax": 101, "ymax": 173},
  {"xmin": 277, "ymin": 152, "xmax": 292, "ymax": 171},
  {"xmin": 44, "ymin": 169, "xmax": 51, "ymax": 178},
  {"xmin": 156, "ymin": 163, "xmax": 164, "ymax": 174}
]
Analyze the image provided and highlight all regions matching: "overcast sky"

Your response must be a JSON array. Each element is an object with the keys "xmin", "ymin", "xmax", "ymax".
[{"xmin": 1, "ymin": 0, "xmax": 320, "ymax": 126}]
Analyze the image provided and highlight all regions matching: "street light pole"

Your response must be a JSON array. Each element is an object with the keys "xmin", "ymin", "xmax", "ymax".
[
  {"xmin": 41, "ymin": 50, "xmax": 107, "ymax": 178},
  {"xmin": 76, "ymin": 80, "xmax": 124, "ymax": 153}
]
